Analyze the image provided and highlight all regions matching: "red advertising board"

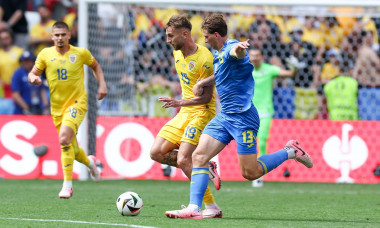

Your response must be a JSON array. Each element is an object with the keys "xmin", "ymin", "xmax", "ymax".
[{"xmin": 1, "ymin": 115, "xmax": 379, "ymax": 184}]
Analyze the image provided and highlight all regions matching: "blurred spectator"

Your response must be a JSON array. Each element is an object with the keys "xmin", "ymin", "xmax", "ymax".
[
  {"xmin": 285, "ymin": 34, "xmax": 319, "ymax": 119},
  {"xmin": 302, "ymin": 16, "xmax": 324, "ymax": 48},
  {"xmin": 0, "ymin": 29, "xmax": 24, "ymax": 98},
  {"xmin": 353, "ymin": 30, "xmax": 380, "ymax": 87},
  {"xmin": 11, "ymin": 51, "xmax": 49, "ymax": 114},
  {"xmin": 317, "ymin": 48, "xmax": 341, "ymax": 86},
  {"xmin": 323, "ymin": 72, "xmax": 359, "ymax": 121},
  {"xmin": 0, "ymin": 0, "xmax": 29, "ymax": 49},
  {"xmin": 321, "ymin": 16, "xmax": 344, "ymax": 49},
  {"xmin": 353, "ymin": 30, "xmax": 380, "ymax": 120},
  {"xmin": 339, "ymin": 36, "xmax": 357, "ymax": 74},
  {"xmin": 29, "ymin": 4, "xmax": 55, "ymax": 56}
]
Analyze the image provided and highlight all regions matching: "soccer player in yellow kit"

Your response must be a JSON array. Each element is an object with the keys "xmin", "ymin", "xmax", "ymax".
[
  {"xmin": 28, "ymin": 21, "xmax": 107, "ymax": 199},
  {"xmin": 150, "ymin": 15, "xmax": 222, "ymax": 218}
]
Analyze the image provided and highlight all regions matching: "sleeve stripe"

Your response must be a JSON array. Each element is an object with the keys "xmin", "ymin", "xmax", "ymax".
[
  {"xmin": 89, "ymin": 58, "xmax": 97, "ymax": 68},
  {"xmin": 33, "ymin": 66, "xmax": 43, "ymax": 73}
]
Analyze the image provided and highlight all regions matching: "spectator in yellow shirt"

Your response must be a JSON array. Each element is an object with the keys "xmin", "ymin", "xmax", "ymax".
[
  {"xmin": 29, "ymin": 4, "xmax": 56, "ymax": 55},
  {"xmin": 0, "ymin": 29, "xmax": 23, "ymax": 98}
]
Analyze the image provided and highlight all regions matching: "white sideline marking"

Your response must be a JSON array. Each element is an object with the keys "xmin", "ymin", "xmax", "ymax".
[{"xmin": 0, "ymin": 217, "xmax": 157, "ymax": 228}]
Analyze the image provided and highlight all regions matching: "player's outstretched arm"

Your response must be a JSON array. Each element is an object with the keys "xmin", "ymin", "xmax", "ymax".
[
  {"xmin": 28, "ymin": 67, "xmax": 42, "ymax": 86},
  {"xmin": 230, "ymin": 39, "xmax": 250, "ymax": 60},
  {"xmin": 159, "ymin": 85, "xmax": 213, "ymax": 108},
  {"xmin": 91, "ymin": 59, "xmax": 108, "ymax": 100},
  {"xmin": 193, "ymin": 75, "xmax": 215, "ymax": 96}
]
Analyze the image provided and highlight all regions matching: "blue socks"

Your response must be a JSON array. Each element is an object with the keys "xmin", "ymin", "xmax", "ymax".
[
  {"xmin": 257, "ymin": 149, "xmax": 288, "ymax": 174},
  {"xmin": 189, "ymin": 167, "xmax": 209, "ymax": 207}
]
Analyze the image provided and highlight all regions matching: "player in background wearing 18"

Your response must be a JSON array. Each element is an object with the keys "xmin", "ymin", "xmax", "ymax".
[{"xmin": 28, "ymin": 21, "xmax": 107, "ymax": 199}]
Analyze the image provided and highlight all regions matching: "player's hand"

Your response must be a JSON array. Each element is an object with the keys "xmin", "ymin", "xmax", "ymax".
[
  {"xmin": 97, "ymin": 83, "xmax": 108, "ymax": 100},
  {"xmin": 235, "ymin": 39, "xmax": 250, "ymax": 52},
  {"xmin": 158, "ymin": 96, "xmax": 180, "ymax": 108},
  {"xmin": 193, "ymin": 80, "xmax": 204, "ymax": 96},
  {"xmin": 29, "ymin": 75, "xmax": 42, "ymax": 85}
]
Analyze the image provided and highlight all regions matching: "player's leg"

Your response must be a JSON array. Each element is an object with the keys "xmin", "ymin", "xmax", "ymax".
[
  {"xmin": 253, "ymin": 116, "xmax": 272, "ymax": 187},
  {"xmin": 58, "ymin": 124, "xmax": 76, "ymax": 199},
  {"xmin": 177, "ymin": 142, "xmax": 222, "ymax": 218},
  {"xmin": 72, "ymin": 137, "xmax": 100, "ymax": 182},
  {"xmin": 58, "ymin": 97, "xmax": 88, "ymax": 198},
  {"xmin": 150, "ymin": 113, "xmax": 186, "ymax": 167},
  {"xmin": 238, "ymin": 140, "xmax": 312, "ymax": 181},
  {"xmin": 165, "ymin": 133, "xmax": 226, "ymax": 219},
  {"xmin": 150, "ymin": 136, "xmax": 179, "ymax": 167}
]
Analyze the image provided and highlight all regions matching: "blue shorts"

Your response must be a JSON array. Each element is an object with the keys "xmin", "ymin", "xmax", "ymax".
[{"xmin": 203, "ymin": 105, "xmax": 260, "ymax": 154}]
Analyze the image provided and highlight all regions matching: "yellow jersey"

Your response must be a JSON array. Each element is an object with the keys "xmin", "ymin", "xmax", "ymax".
[
  {"xmin": 0, "ymin": 46, "xmax": 24, "ymax": 84},
  {"xmin": 34, "ymin": 45, "xmax": 95, "ymax": 116},
  {"xmin": 173, "ymin": 44, "xmax": 215, "ymax": 113},
  {"xmin": 30, "ymin": 20, "xmax": 56, "ymax": 55}
]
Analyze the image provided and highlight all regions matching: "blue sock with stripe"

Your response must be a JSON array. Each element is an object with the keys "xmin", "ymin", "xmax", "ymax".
[
  {"xmin": 189, "ymin": 167, "xmax": 209, "ymax": 207},
  {"xmin": 257, "ymin": 149, "xmax": 288, "ymax": 175}
]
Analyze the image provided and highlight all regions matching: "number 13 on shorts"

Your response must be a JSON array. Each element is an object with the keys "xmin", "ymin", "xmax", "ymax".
[{"xmin": 242, "ymin": 130, "xmax": 256, "ymax": 147}]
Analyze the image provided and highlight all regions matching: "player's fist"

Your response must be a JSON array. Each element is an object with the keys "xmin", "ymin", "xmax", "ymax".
[{"xmin": 28, "ymin": 75, "xmax": 42, "ymax": 85}]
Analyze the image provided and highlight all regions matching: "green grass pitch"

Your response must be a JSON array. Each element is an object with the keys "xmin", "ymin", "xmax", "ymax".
[{"xmin": 0, "ymin": 179, "xmax": 379, "ymax": 227}]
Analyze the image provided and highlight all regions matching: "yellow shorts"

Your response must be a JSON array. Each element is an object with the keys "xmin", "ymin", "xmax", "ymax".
[
  {"xmin": 157, "ymin": 109, "xmax": 215, "ymax": 146},
  {"xmin": 52, "ymin": 94, "xmax": 88, "ymax": 134}
]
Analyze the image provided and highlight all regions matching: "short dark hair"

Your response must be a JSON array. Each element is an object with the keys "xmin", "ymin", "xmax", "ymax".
[
  {"xmin": 52, "ymin": 21, "xmax": 69, "ymax": 31},
  {"xmin": 201, "ymin": 14, "xmax": 227, "ymax": 37},
  {"xmin": 165, "ymin": 14, "xmax": 192, "ymax": 31}
]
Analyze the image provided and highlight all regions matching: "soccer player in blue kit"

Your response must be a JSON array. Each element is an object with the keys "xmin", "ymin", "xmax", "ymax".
[{"xmin": 165, "ymin": 14, "xmax": 313, "ymax": 219}]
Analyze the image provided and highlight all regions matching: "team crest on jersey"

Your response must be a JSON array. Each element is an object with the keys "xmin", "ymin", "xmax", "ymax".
[
  {"xmin": 188, "ymin": 61, "xmax": 196, "ymax": 71},
  {"xmin": 69, "ymin": 54, "xmax": 77, "ymax": 63}
]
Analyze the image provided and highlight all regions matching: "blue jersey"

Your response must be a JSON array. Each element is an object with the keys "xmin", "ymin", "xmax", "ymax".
[
  {"xmin": 212, "ymin": 39, "xmax": 254, "ymax": 113},
  {"xmin": 11, "ymin": 67, "xmax": 46, "ymax": 114}
]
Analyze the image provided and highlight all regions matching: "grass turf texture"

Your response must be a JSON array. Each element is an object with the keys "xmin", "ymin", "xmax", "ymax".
[{"xmin": 0, "ymin": 179, "xmax": 379, "ymax": 227}]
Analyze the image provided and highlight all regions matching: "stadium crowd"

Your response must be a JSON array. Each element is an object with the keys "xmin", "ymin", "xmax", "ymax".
[{"xmin": 1, "ymin": 1, "xmax": 379, "ymax": 120}]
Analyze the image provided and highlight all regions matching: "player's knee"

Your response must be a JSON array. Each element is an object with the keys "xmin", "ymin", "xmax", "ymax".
[
  {"xmin": 150, "ymin": 148, "xmax": 161, "ymax": 162},
  {"xmin": 242, "ymin": 169, "xmax": 262, "ymax": 181},
  {"xmin": 192, "ymin": 152, "xmax": 208, "ymax": 167},
  {"xmin": 59, "ymin": 135, "xmax": 71, "ymax": 146},
  {"xmin": 177, "ymin": 154, "xmax": 191, "ymax": 168}
]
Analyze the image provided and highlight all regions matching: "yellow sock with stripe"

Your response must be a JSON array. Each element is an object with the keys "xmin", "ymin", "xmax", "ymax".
[
  {"xmin": 72, "ymin": 138, "xmax": 90, "ymax": 167},
  {"xmin": 257, "ymin": 149, "xmax": 288, "ymax": 175},
  {"xmin": 61, "ymin": 144, "xmax": 75, "ymax": 181},
  {"xmin": 203, "ymin": 186, "xmax": 215, "ymax": 205},
  {"xmin": 189, "ymin": 167, "xmax": 209, "ymax": 208}
]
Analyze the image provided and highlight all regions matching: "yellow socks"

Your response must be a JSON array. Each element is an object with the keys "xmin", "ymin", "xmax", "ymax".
[
  {"xmin": 203, "ymin": 186, "xmax": 216, "ymax": 205},
  {"xmin": 61, "ymin": 144, "xmax": 74, "ymax": 181},
  {"xmin": 72, "ymin": 138, "xmax": 90, "ymax": 167}
]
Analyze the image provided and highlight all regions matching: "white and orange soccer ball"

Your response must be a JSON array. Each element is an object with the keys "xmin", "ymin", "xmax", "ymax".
[{"xmin": 116, "ymin": 191, "xmax": 143, "ymax": 216}]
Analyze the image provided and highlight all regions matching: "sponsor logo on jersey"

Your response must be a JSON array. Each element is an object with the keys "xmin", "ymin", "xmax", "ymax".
[
  {"xmin": 69, "ymin": 54, "xmax": 77, "ymax": 63},
  {"xmin": 188, "ymin": 61, "xmax": 196, "ymax": 71},
  {"xmin": 203, "ymin": 64, "xmax": 210, "ymax": 69},
  {"xmin": 50, "ymin": 58, "xmax": 57, "ymax": 62}
]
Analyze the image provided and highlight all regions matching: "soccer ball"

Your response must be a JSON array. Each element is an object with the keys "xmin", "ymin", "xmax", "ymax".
[{"xmin": 116, "ymin": 191, "xmax": 143, "ymax": 216}]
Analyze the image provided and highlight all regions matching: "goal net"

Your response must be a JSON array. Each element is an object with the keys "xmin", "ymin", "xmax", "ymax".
[{"xmin": 78, "ymin": 0, "xmax": 380, "ymax": 154}]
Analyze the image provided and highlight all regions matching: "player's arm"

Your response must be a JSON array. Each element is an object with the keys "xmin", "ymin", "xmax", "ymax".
[
  {"xmin": 193, "ymin": 75, "xmax": 215, "ymax": 96},
  {"xmin": 90, "ymin": 59, "xmax": 108, "ymax": 100},
  {"xmin": 159, "ymin": 85, "xmax": 213, "ymax": 108},
  {"xmin": 230, "ymin": 39, "xmax": 250, "ymax": 60},
  {"xmin": 28, "ymin": 67, "xmax": 43, "ymax": 86},
  {"xmin": 278, "ymin": 69, "xmax": 296, "ymax": 77}
]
